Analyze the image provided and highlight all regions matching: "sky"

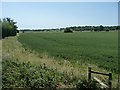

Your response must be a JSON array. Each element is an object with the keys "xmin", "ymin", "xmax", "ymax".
[
  {"xmin": 1, "ymin": 0, "xmax": 120, "ymax": 2},
  {"xmin": 2, "ymin": 2, "xmax": 118, "ymax": 29}
]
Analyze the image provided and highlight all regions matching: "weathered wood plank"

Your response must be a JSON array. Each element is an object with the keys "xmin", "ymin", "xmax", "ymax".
[{"xmin": 93, "ymin": 77, "xmax": 109, "ymax": 88}]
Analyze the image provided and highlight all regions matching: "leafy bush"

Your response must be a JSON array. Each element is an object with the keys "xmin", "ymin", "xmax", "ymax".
[
  {"xmin": 2, "ymin": 59, "xmax": 106, "ymax": 89},
  {"xmin": 2, "ymin": 59, "xmax": 77, "ymax": 89}
]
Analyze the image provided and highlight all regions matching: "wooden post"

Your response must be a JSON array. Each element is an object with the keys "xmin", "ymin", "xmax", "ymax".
[
  {"xmin": 88, "ymin": 67, "xmax": 91, "ymax": 81},
  {"xmin": 108, "ymin": 73, "xmax": 112, "ymax": 90},
  {"xmin": 88, "ymin": 67, "xmax": 112, "ymax": 90}
]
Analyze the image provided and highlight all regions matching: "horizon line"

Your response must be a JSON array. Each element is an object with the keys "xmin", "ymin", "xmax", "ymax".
[{"xmin": 18, "ymin": 25, "xmax": 118, "ymax": 30}]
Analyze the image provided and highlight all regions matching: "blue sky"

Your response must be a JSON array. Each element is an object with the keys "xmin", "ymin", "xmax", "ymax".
[
  {"xmin": 2, "ymin": 2, "xmax": 118, "ymax": 29},
  {"xmin": 2, "ymin": 0, "xmax": 120, "ymax": 2}
]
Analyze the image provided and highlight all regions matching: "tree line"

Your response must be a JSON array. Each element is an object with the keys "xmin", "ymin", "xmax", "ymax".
[
  {"xmin": 1, "ymin": 18, "xmax": 119, "ymax": 35},
  {"xmin": 0, "ymin": 18, "xmax": 18, "ymax": 39},
  {"xmin": 62, "ymin": 25, "xmax": 120, "ymax": 33},
  {"xmin": 20, "ymin": 25, "xmax": 119, "ymax": 33}
]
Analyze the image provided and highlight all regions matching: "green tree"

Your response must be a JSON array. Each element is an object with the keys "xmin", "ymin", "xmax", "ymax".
[
  {"xmin": 0, "ymin": 19, "xmax": 2, "ymax": 39},
  {"xmin": 2, "ymin": 18, "xmax": 18, "ymax": 38},
  {"xmin": 64, "ymin": 27, "xmax": 73, "ymax": 33},
  {"xmin": 99, "ymin": 25, "xmax": 104, "ymax": 31}
]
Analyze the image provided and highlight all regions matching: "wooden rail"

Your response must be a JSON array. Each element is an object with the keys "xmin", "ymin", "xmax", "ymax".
[
  {"xmin": 88, "ymin": 67, "xmax": 112, "ymax": 90},
  {"xmin": 93, "ymin": 76, "xmax": 109, "ymax": 88}
]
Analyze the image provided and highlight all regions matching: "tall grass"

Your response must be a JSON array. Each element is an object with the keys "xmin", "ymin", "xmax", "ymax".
[
  {"xmin": 2, "ymin": 33, "xmax": 118, "ymax": 88},
  {"xmin": 18, "ymin": 32, "xmax": 118, "ymax": 73}
]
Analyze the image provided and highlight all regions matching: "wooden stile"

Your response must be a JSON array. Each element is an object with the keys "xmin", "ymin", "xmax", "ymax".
[{"xmin": 88, "ymin": 67, "xmax": 112, "ymax": 90}]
